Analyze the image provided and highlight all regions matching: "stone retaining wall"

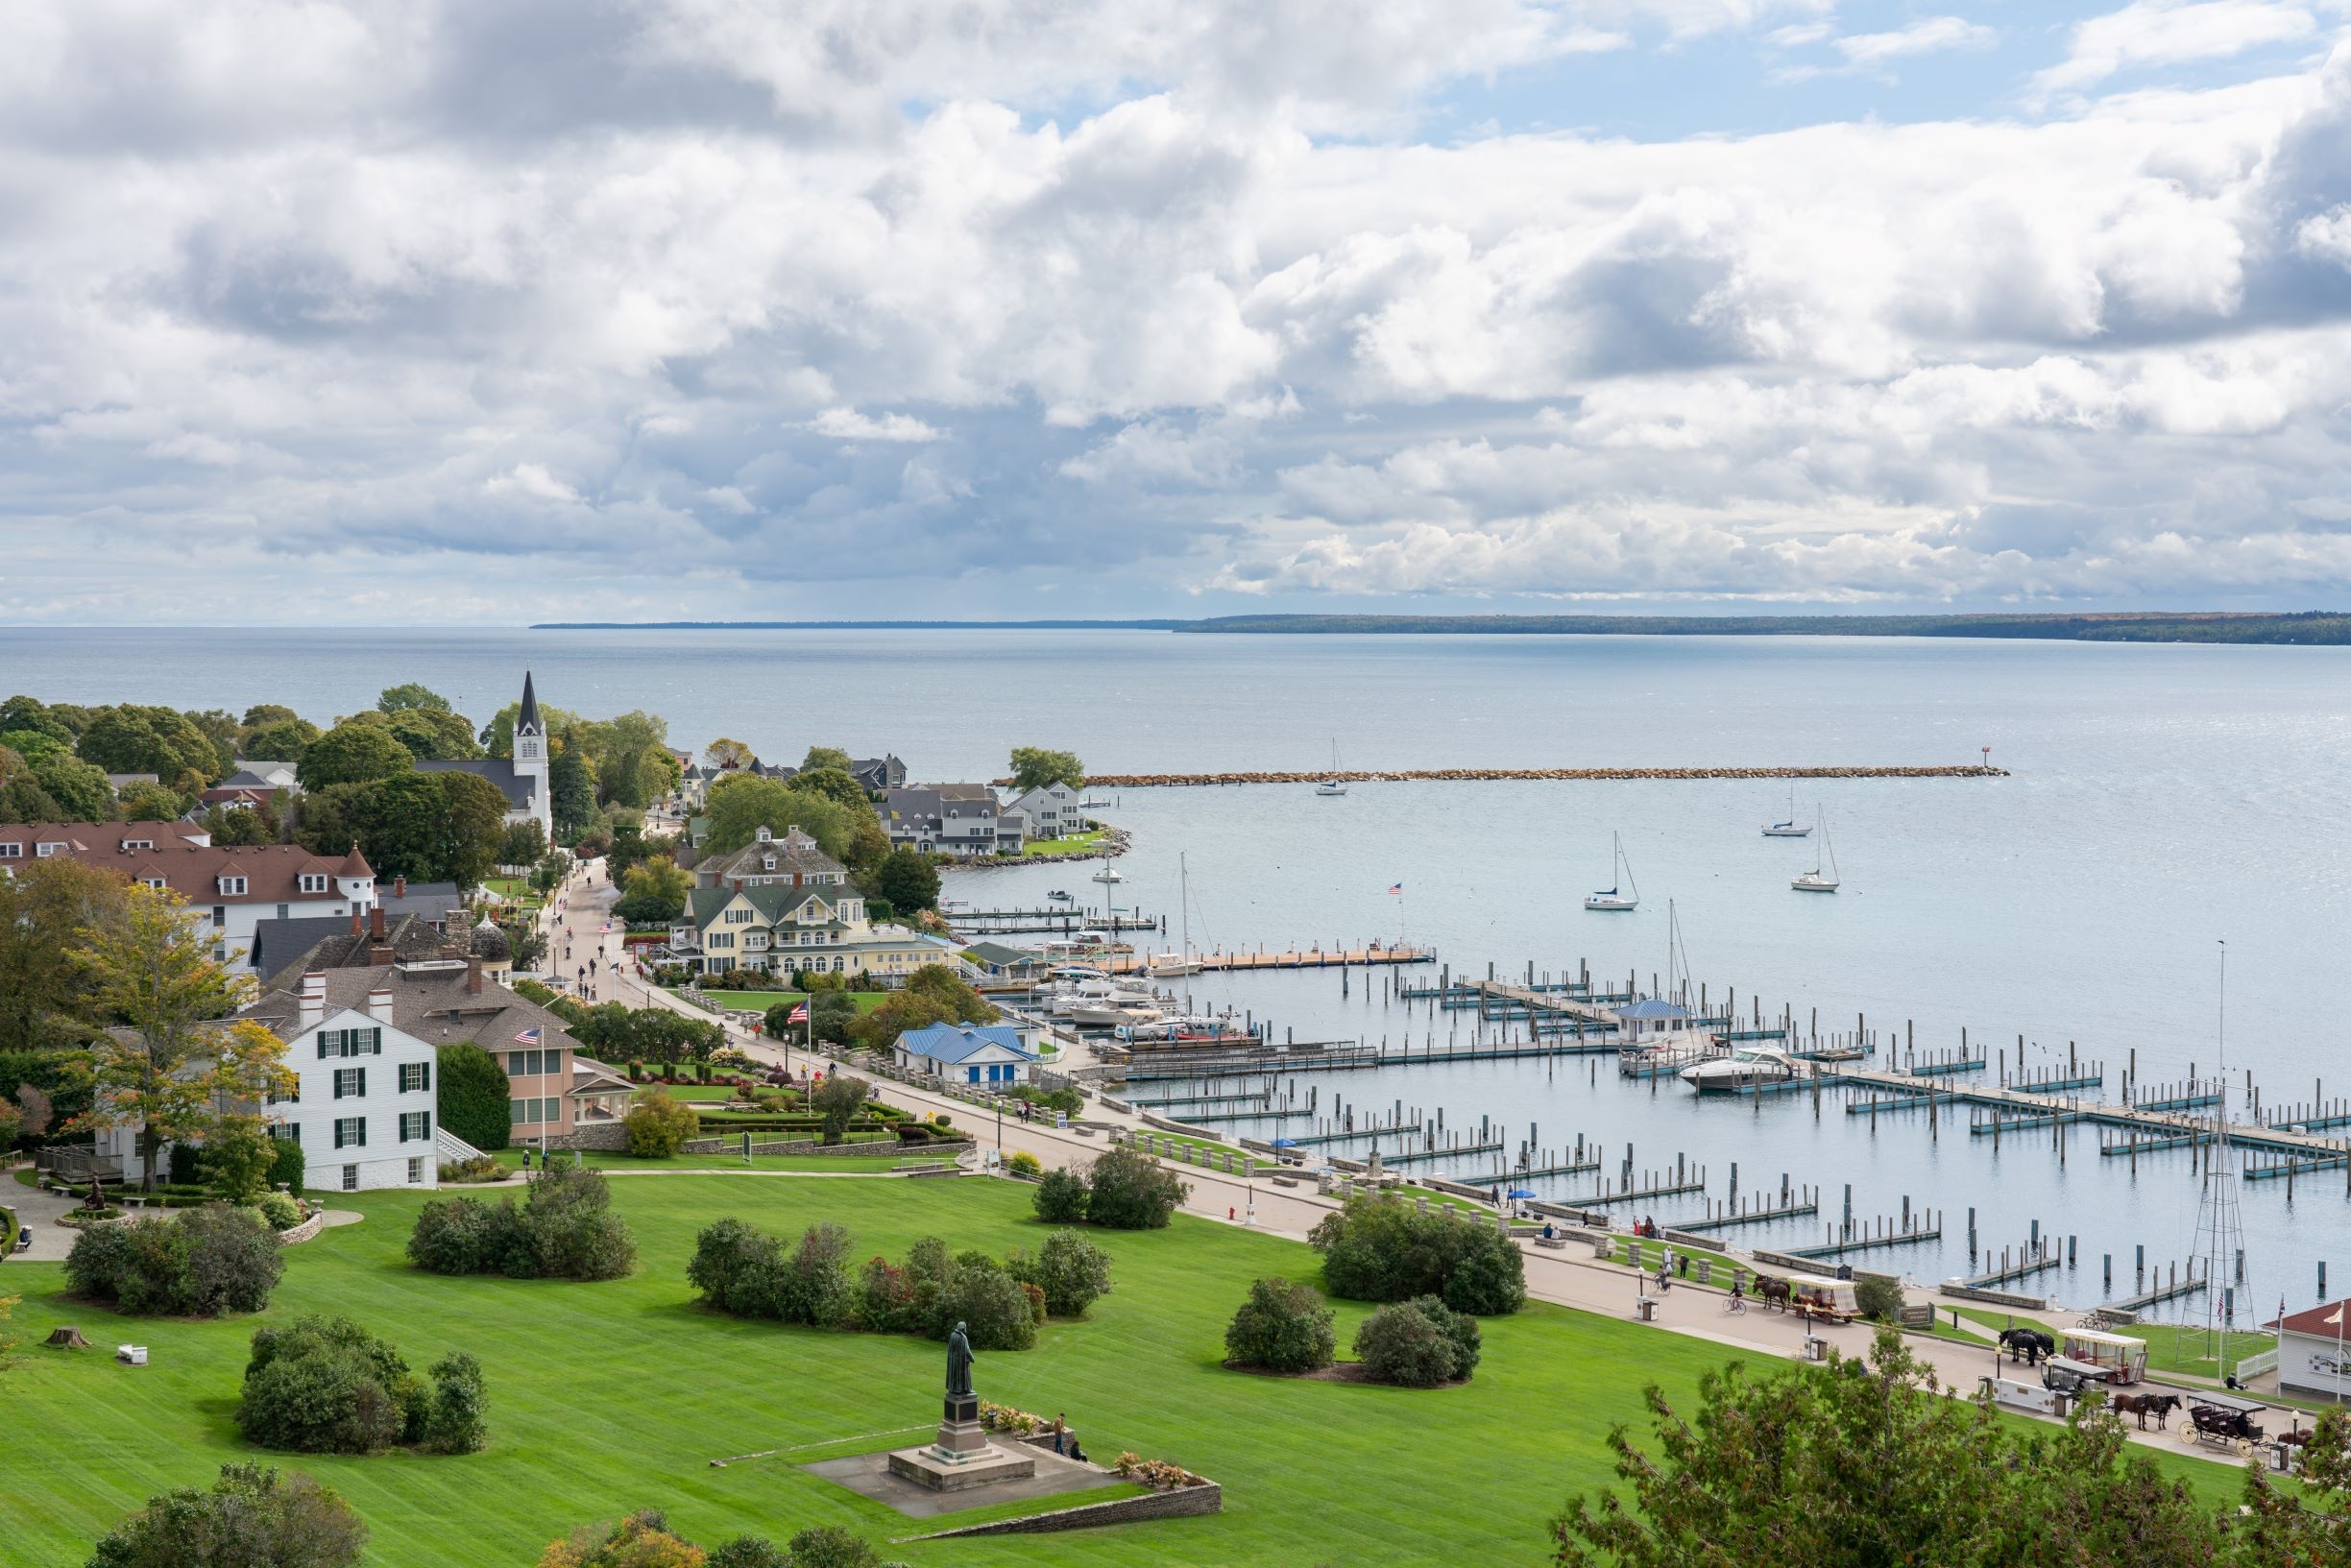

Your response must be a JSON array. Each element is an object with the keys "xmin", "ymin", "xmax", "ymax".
[
  {"xmin": 1936, "ymin": 1283, "xmax": 2051, "ymax": 1311},
  {"xmin": 910, "ymin": 1480, "xmax": 1223, "ymax": 1538},
  {"xmin": 676, "ymin": 1135, "xmax": 973, "ymax": 1159},
  {"xmin": 277, "ymin": 1211, "xmax": 326, "ymax": 1246},
  {"xmin": 543, "ymin": 1122, "xmax": 633, "ymax": 1152}
]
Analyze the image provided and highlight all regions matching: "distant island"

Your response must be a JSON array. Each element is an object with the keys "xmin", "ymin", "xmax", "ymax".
[{"xmin": 535, "ymin": 612, "xmax": 2351, "ymax": 644}]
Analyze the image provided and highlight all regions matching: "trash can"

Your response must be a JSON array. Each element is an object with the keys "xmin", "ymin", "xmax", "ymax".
[
  {"xmin": 1636, "ymin": 1297, "xmax": 1659, "ymax": 1322},
  {"xmin": 1803, "ymin": 1336, "xmax": 1828, "ymax": 1363}
]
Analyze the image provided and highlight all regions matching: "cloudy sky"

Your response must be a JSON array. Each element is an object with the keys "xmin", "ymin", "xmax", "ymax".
[{"xmin": 5, "ymin": 0, "xmax": 2350, "ymax": 623}]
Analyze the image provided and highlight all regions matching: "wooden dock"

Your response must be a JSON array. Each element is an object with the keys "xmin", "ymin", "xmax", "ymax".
[
  {"xmin": 1061, "ymin": 764, "xmax": 2009, "ymax": 787},
  {"xmin": 1104, "ymin": 943, "xmax": 1434, "ymax": 976}
]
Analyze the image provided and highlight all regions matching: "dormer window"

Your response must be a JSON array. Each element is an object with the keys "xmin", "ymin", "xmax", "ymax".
[
  {"xmin": 120, "ymin": 838, "xmax": 154, "ymax": 851},
  {"xmin": 144, "ymin": 878, "xmax": 167, "ymax": 890},
  {"xmin": 219, "ymin": 876, "xmax": 248, "ymax": 896},
  {"xmin": 299, "ymin": 874, "xmax": 328, "ymax": 894},
  {"xmin": 763, "ymin": 856, "xmax": 776, "ymax": 870}
]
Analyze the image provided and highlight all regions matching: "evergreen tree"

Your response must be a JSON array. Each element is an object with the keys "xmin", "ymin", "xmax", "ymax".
[{"xmin": 549, "ymin": 732, "xmax": 597, "ymax": 843}]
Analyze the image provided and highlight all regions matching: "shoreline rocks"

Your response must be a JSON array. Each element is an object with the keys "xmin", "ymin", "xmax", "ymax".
[{"xmin": 1006, "ymin": 766, "xmax": 2008, "ymax": 788}]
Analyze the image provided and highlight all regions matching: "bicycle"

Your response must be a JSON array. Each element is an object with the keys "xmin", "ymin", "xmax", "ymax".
[{"xmin": 1725, "ymin": 1293, "xmax": 1748, "ymax": 1315}]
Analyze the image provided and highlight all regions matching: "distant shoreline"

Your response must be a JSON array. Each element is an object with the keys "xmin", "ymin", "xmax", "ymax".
[{"xmin": 530, "ymin": 612, "xmax": 2350, "ymax": 645}]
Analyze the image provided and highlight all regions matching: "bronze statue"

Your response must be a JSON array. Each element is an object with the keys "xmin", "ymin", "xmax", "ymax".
[
  {"xmin": 81, "ymin": 1176, "xmax": 109, "ymax": 1213},
  {"xmin": 946, "ymin": 1320, "xmax": 974, "ymax": 1398}
]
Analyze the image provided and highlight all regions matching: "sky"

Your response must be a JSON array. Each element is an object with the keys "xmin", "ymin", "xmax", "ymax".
[{"xmin": 3, "ymin": 0, "xmax": 2350, "ymax": 624}]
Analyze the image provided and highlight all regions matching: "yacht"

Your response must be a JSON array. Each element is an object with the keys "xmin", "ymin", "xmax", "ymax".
[
  {"xmin": 1315, "ymin": 738, "xmax": 1347, "ymax": 796},
  {"xmin": 1761, "ymin": 784, "xmax": 1811, "ymax": 837},
  {"xmin": 1584, "ymin": 832, "xmax": 1640, "ymax": 911},
  {"xmin": 1145, "ymin": 951, "xmax": 1201, "ymax": 977},
  {"xmin": 1072, "ymin": 997, "xmax": 1163, "ymax": 1029},
  {"xmin": 1680, "ymin": 1044, "xmax": 1806, "ymax": 1095},
  {"xmin": 1792, "ymin": 808, "xmax": 1841, "ymax": 893},
  {"xmin": 1118, "ymin": 1014, "xmax": 1249, "ymax": 1045}
]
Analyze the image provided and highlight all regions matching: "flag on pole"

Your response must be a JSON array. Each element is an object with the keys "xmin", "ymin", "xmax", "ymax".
[
  {"xmin": 1388, "ymin": 883, "xmax": 1403, "ymax": 895},
  {"xmin": 788, "ymin": 1003, "xmax": 810, "ymax": 1024},
  {"xmin": 513, "ymin": 1026, "xmax": 542, "ymax": 1045}
]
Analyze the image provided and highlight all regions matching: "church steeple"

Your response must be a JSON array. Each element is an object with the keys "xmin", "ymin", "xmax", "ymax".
[
  {"xmin": 513, "ymin": 670, "xmax": 546, "ymax": 776},
  {"xmin": 518, "ymin": 669, "xmax": 543, "ymax": 737}
]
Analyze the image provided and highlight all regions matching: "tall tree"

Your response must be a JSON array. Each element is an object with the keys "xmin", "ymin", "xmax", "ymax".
[
  {"xmin": 702, "ymin": 775, "xmax": 860, "ymax": 858},
  {"xmin": 801, "ymin": 745, "xmax": 853, "ymax": 774},
  {"xmin": 240, "ymin": 703, "xmax": 302, "ymax": 731},
  {"xmin": 30, "ymin": 751, "xmax": 114, "ymax": 819},
  {"xmin": 0, "ymin": 856, "xmax": 130, "ymax": 1052},
  {"xmin": 373, "ymin": 707, "xmax": 481, "ymax": 760},
  {"xmin": 64, "ymin": 886, "xmax": 292, "ymax": 1190},
  {"xmin": 376, "ymin": 683, "xmax": 453, "ymax": 713},
  {"xmin": 241, "ymin": 717, "xmax": 320, "ymax": 762},
  {"xmin": 1008, "ymin": 747, "xmax": 1084, "ymax": 792},
  {"xmin": 297, "ymin": 721, "xmax": 414, "ymax": 789},
  {"xmin": 872, "ymin": 848, "xmax": 941, "ymax": 913},
  {"xmin": 793, "ymin": 766, "xmax": 869, "ymax": 811},
  {"xmin": 549, "ymin": 731, "xmax": 598, "ymax": 843},
  {"xmin": 704, "ymin": 737, "xmax": 754, "ymax": 770}
]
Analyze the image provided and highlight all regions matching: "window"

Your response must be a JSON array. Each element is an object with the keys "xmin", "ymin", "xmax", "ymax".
[
  {"xmin": 342, "ymin": 1164, "xmax": 359, "ymax": 1192},
  {"xmin": 333, "ymin": 1116, "xmax": 367, "ymax": 1149},
  {"xmin": 333, "ymin": 1067, "xmax": 366, "ymax": 1099},
  {"xmin": 36, "ymin": 841, "xmax": 62, "ymax": 856},
  {"xmin": 219, "ymin": 876, "xmax": 248, "ymax": 896},
  {"xmin": 399, "ymin": 1061, "xmax": 430, "ymax": 1094},
  {"xmin": 122, "ymin": 838, "xmax": 155, "ymax": 851},
  {"xmin": 277, "ymin": 903, "xmax": 290, "ymax": 920},
  {"xmin": 707, "ymin": 932, "xmax": 733, "ymax": 950},
  {"xmin": 144, "ymin": 878, "xmax": 166, "ymax": 890},
  {"xmin": 508, "ymin": 1098, "xmax": 561, "ymax": 1126},
  {"xmin": 506, "ymin": 1048, "xmax": 562, "ymax": 1076},
  {"xmin": 316, "ymin": 1027, "xmax": 383, "ymax": 1059},
  {"xmin": 0, "ymin": 843, "xmax": 19, "ymax": 858},
  {"xmin": 399, "ymin": 1111, "xmax": 431, "ymax": 1142},
  {"xmin": 407, "ymin": 1157, "xmax": 425, "ymax": 1184},
  {"xmin": 268, "ymin": 1078, "xmax": 300, "ymax": 1106},
  {"xmin": 269, "ymin": 1122, "xmax": 300, "ymax": 1143},
  {"xmin": 300, "ymin": 874, "xmax": 327, "ymax": 894},
  {"xmin": 213, "ymin": 905, "xmax": 227, "ymax": 927},
  {"xmin": 725, "ymin": 907, "xmax": 754, "ymax": 924}
]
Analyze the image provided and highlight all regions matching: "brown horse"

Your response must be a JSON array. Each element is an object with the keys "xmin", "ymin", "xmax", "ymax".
[
  {"xmin": 2113, "ymin": 1391, "xmax": 2181, "ymax": 1430},
  {"xmin": 1752, "ymin": 1274, "xmax": 1791, "ymax": 1312}
]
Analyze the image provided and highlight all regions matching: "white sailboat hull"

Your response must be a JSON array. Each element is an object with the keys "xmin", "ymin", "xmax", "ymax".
[
  {"xmin": 1315, "ymin": 783, "xmax": 1347, "ymax": 795},
  {"xmin": 1762, "ymin": 824, "xmax": 1811, "ymax": 837},
  {"xmin": 1583, "ymin": 893, "xmax": 1638, "ymax": 910},
  {"xmin": 1791, "ymin": 875, "xmax": 1839, "ymax": 893}
]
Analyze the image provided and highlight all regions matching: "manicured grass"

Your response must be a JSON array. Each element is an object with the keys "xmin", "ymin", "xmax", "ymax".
[
  {"xmin": 1019, "ymin": 831, "xmax": 1108, "ymax": 859},
  {"xmin": 663, "ymin": 987, "xmax": 891, "ymax": 1016},
  {"xmin": 0, "ymin": 1177, "xmax": 2245, "ymax": 1568},
  {"xmin": 479, "ymin": 1148, "xmax": 934, "ymax": 1175}
]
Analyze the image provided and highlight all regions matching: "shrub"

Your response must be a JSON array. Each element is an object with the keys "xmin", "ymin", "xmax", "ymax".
[
  {"xmin": 735, "ymin": 1223, "xmax": 854, "ymax": 1327},
  {"xmin": 687, "ymin": 1218, "xmax": 783, "ymax": 1315},
  {"xmin": 1224, "ymin": 1277, "xmax": 1337, "ymax": 1372},
  {"xmin": 438, "ymin": 1043, "xmax": 513, "ymax": 1153},
  {"xmin": 266, "ymin": 1133, "xmax": 305, "ymax": 1194},
  {"xmin": 1031, "ymin": 1167, "xmax": 1088, "ymax": 1223},
  {"xmin": 237, "ymin": 1315, "xmax": 429, "ymax": 1455},
  {"xmin": 1854, "ymin": 1274, "xmax": 1904, "ymax": 1322},
  {"xmin": 1006, "ymin": 1151, "xmax": 1042, "ymax": 1177},
  {"xmin": 1080, "ymin": 1146, "xmax": 1188, "ymax": 1230},
  {"xmin": 421, "ymin": 1351, "xmax": 489, "ymax": 1454},
  {"xmin": 1309, "ymin": 1194, "xmax": 1526, "ymax": 1315},
  {"xmin": 85, "ymin": 1461, "xmax": 366, "ymax": 1568},
  {"xmin": 782, "ymin": 1526, "xmax": 884, "ymax": 1568},
  {"xmin": 536, "ymin": 1508, "xmax": 699, "ymax": 1568},
  {"xmin": 1353, "ymin": 1296, "xmax": 1479, "ymax": 1387},
  {"xmin": 625, "ymin": 1089, "xmax": 699, "ymax": 1157},
  {"xmin": 406, "ymin": 1164, "xmax": 633, "ymax": 1282},
  {"xmin": 437, "ymin": 1153, "xmax": 503, "ymax": 1183},
  {"xmin": 64, "ymin": 1205, "xmax": 283, "ymax": 1317},
  {"xmin": 810, "ymin": 1073, "xmax": 870, "ymax": 1144},
  {"xmin": 709, "ymin": 1537, "xmax": 789, "ymax": 1568},
  {"xmin": 940, "ymin": 1266, "xmax": 1038, "ymax": 1351},
  {"xmin": 1022, "ymin": 1228, "xmax": 1113, "ymax": 1317},
  {"xmin": 254, "ymin": 1191, "xmax": 303, "ymax": 1230},
  {"xmin": 853, "ymin": 1256, "xmax": 920, "ymax": 1335}
]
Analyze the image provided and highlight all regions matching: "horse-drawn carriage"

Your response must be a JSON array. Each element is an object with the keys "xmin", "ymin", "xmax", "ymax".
[
  {"xmin": 2178, "ymin": 1390, "xmax": 2267, "ymax": 1457},
  {"xmin": 1772, "ymin": 1272, "xmax": 1860, "ymax": 1323},
  {"xmin": 2059, "ymin": 1328, "xmax": 2148, "ymax": 1386}
]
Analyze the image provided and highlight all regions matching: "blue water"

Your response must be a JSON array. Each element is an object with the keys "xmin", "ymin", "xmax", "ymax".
[{"xmin": 6, "ymin": 626, "xmax": 2347, "ymax": 1325}]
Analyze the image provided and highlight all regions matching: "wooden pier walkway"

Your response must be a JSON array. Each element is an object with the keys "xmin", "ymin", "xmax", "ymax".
[
  {"xmin": 1104, "ymin": 944, "xmax": 1434, "ymax": 976},
  {"xmin": 1066, "ymin": 764, "xmax": 2008, "ymax": 787}
]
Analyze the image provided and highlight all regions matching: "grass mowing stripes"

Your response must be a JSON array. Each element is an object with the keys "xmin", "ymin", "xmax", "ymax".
[{"xmin": 0, "ymin": 1175, "xmax": 2247, "ymax": 1568}]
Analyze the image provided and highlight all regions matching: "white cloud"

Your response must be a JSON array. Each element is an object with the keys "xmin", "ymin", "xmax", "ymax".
[
  {"xmin": 2033, "ymin": 1, "xmax": 2318, "ymax": 99},
  {"xmin": 483, "ymin": 464, "xmax": 583, "ymax": 504},
  {"xmin": 1835, "ymin": 16, "xmax": 1998, "ymax": 66},
  {"xmin": 2296, "ymin": 203, "xmax": 2351, "ymax": 264},
  {"xmin": 809, "ymin": 408, "xmax": 948, "ymax": 444}
]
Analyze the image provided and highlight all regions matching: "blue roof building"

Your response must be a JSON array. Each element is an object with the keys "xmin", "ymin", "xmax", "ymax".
[
  {"xmin": 1615, "ymin": 996, "xmax": 1702, "ymax": 1046},
  {"xmin": 893, "ymin": 1022, "xmax": 1041, "ymax": 1085}
]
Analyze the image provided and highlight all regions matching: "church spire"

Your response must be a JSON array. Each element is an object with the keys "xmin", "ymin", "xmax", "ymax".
[{"xmin": 518, "ymin": 669, "xmax": 542, "ymax": 736}]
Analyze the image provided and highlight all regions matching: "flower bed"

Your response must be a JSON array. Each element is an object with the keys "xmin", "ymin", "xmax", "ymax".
[{"xmin": 1111, "ymin": 1452, "xmax": 1211, "ymax": 1489}]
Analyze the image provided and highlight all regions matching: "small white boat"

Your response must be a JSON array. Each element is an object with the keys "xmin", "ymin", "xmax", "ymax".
[
  {"xmin": 1315, "ymin": 738, "xmax": 1347, "ymax": 796},
  {"xmin": 1145, "ymin": 952, "xmax": 1201, "ymax": 977},
  {"xmin": 1792, "ymin": 808, "xmax": 1840, "ymax": 892},
  {"xmin": 1680, "ymin": 1043, "xmax": 1806, "ymax": 1094},
  {"xmin": 1584, "ymin": 832, "xmax": 1640, "ymax": 911},
  {"xmin": 1762, "ymin": 784, "xmax": 1811, "ymax": 837}
]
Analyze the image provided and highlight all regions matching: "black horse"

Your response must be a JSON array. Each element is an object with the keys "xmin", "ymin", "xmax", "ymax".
[
  {"xmin": 2113, "ymin": 1391, "xmax": 2181, "ymax": 1430},
  {"xmin": 1999, "ymin": 1327, "xmax": 2056, "ymax": 1365}
]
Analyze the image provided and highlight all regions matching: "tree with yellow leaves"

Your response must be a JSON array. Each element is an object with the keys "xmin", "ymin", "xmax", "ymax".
[{"xmin": 62, "ymin": 884, "xmax": 294, "ymax": 1191}]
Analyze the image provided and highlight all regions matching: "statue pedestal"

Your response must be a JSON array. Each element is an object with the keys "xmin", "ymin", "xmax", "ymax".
[{"xmin": 886, "ymin": 1395, "xmax": 1038, "ymax": 1492}]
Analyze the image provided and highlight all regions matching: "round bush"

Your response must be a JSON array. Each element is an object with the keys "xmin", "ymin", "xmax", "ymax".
[
  {"xmin": 255, "ymin": 1191, "xmax": 303, "ymax": 1230},
  {"xmin": 1310, "ymin": 1195, "xmax": 1526, "ymax": 1315},
  {"xmin": 940, "ymin": 1266, "xmax": 1038, "ymax": 1351},
  {"xmin": 237, "ymin": 1316, "xmax": 423, "ymax": 1454},
  {"xmin": 1353, "ymin": 1296, "xmax": 1479, "ymax": 1387},
  {"xmin": 1224, "ymin": 1277, "xmax": 1337, "ymax": 1372},
  {"xmin": 1029, "ymin": 1228, "xmax": 1113, "ymax": 1317},
  {"xmin": 65, "ymin": 1205, "xmax": 282, "ymax": 1317},
  {"xmin": 625, "ymin": 1089, "xmax": 700, "ymax": 1156},
  {"xmin": 1031, "ymin": 1167, "xmax": 1088, "ymax": 1223},
  {"xmin": 1854, "ymin": 1273, "xmax": 1904, "ymax": 1322},
  {"xmin": 1080, "ymin": 1146, "xmax": 1189, "ymax": 1230}
]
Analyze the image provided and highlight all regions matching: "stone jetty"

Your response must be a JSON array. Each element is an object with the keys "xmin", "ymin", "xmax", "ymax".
[{"xmin": 1024, "ymin": 765, "xmax": 2007, "ymax": 787}]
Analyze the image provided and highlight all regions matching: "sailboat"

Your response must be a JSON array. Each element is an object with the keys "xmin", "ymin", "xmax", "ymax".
[
  {"xmin": 1146, "ymin": 852, "xmax": 1203, "ymax": 976},
  {"xmin": 1315, "ymin": 738, "xmax": 1347, "ymax": 796},
  {"xmin": 1761, "ymin": 784, "xmax": 1811, "ymax": 837},
  {"xmin": 1583, "ymin": 832, "xmax": 1640, "ymax": 911},
  {"xmin": 1792, "ymin": 808, "xmax": 1840, "ymax": 892}
]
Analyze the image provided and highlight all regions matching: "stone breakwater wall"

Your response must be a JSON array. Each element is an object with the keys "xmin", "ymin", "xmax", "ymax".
[{"xmin": 1055, "ymin": 765, "xmax": 2007, "ymax": 787}]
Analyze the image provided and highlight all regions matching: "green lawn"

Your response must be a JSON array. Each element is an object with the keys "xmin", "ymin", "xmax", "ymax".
[
  {"xmin": 0, "ymin": 1177, "xmax": 2246, "ymax": 1568},
  {"xmin": 664, "ymin": 987, "xmax": 891, "ymax": 1017},
  {"xmin": 479, "ymin": 1148, "xmax": 937, "ymax": 1175},
  {"xmin": 1018, "ymin": 831, "xmax": 1108, "ymax": 859}
]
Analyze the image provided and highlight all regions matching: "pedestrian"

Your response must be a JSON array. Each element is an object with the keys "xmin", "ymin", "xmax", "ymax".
[{"xmin": 1051, "ymin": 1414, "xmax": 1066, "ymax": 1455}]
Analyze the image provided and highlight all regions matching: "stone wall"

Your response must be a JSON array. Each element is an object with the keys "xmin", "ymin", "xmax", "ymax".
[
  {"xmin": 910, "ymin": 1480, "xmax": 1223, "ymax": 1538},
  {"xmin": 277, "ymin": 1210, "xmax": 327, "ymax": 1246},
  {"xmin": 676, "ymin": 1135, "xmax": 974, "ymax": 1159},
  {"xmin": 543, "ymin": 1122, "xmax": 633, "ymax": 1152}
]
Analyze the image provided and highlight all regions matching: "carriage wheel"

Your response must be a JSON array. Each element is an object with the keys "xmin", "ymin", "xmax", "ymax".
[
  {"xmin": 2236, "ymin": 1438, "xmax": 2253, "ymax": 1458},
  {"xmin": 2177, "ymin": 1426, "xmax": 2199, "ymax": 1445}
]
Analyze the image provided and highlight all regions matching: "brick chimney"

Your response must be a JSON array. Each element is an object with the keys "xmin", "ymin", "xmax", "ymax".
[
  {"xmin": 372, "ymin": 905, "xmax": 387, "ymax": 939},
  {"xmin": 367, "ymin": 986, "xmax": 395, "ymax": 1025},
  {"xmin": 350, "ymin": 909, "xmax": 362, "ymax": 936},
  {"xmin": 394, "ymin": 874, "xmax": 405, "ymax": 899},
  {"xmin": 299, "ymin": 971, "xmax": 327, "ymax": 1032},
  {"xmin": 467, "ymin": 955, "xmax": 483, "ymax": 996}
]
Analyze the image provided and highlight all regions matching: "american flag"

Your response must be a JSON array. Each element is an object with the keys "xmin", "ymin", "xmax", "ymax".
[
  {"xmin": 788, "ymin": 1003, "xmax": 810, "ymax": 1024},
  {"xmin": 513, "ymin": 1026, "xmax": 542, "ymax": 1045},
  {"xmin": 1388, "ymin": 882, "xmax": 1403, "ymax": 895}
]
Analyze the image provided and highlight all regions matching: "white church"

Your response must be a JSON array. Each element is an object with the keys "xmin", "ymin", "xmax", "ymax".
[{"xmin": 418, "ymin": 671, "xmax": 555, "ymax": 843}]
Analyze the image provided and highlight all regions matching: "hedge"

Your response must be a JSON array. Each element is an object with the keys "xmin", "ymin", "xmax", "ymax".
[{"xmin": 437, "ymin": 1042, "xmax": 512, "ymax": 1153}]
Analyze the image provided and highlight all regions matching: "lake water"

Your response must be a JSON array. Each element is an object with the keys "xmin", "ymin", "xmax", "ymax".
[{"xmin": 6, "ymin": 625, "xmax": 2347, "ymax": 1325}]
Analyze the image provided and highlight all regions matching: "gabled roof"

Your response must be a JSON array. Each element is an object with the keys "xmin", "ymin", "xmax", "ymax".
[
  {"xmin": 418, "ymin": 757, "xmax": 536, "ymax": 808},
  {"xmin": 1618, "ymin": 998, "xmax": 1695, "ymax": 1020},
  {"xmin": 895, "ymin": 1023, "xmax": 1036, "ymax": 1064},
  {"xmin": 2276, "ymin": 1299, "xmax": 2351, "ymax": 1337},
  {"xmin": 682, "ymin": 880, "xmax": 859, "ymax": 927}
]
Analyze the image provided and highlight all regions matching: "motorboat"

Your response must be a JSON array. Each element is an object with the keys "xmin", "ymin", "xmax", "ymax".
[
  {"xmin": 1679, "ymin": 1044, "xmax": 1805, "ymax": 1094},
  {"xmin": 1792, "ymin": 808, "xmax": 1841, "ymax": 892},
  {"xmin": 1762, "ymin": 784, "xmax": 1811, "ymax": 837},
  {"xmin": 1072, "ymin": 999, "xmax": 1163, "ymax": 1029},
  {"xmin": 1315, "ymin": 737, "xmax": 1348, "ymax": 795},
  {"xmin": 1117, "ymin": 1015, "xmax": 1250, "ymax": 1045},
  {"xmin": 1048, "ymin": 889, "xmax": 1076, "ymax": 902},
  {"xmin": 1584, "ymin": 832, "xmax": 1640, "ymax": 911},
  {"xmin": 1146, "ymin": 951, "xmax": 1201, "ymax": 977}
]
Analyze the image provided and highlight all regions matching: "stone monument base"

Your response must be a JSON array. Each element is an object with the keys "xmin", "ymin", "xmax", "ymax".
[{"xmin": 885, "ymin": 1393, "xmax": 1037, "ymax": 1493}]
